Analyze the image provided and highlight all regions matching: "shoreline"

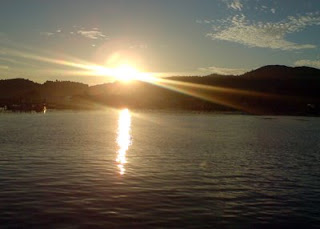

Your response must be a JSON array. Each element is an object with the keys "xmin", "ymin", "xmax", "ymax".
[{"xmin": 1, "ymin": 107, "xmax": 319, "ymax": 117}]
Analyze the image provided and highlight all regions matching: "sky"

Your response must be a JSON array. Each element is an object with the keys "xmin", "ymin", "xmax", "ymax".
[{"xmin": 0, "ymin": 0, "xmax": 320, "ymax": 84}]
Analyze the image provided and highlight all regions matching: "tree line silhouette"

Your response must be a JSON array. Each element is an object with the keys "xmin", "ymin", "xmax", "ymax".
[{"xmin": 1, "ymin": 65, "xmax": 320, "ymax": 115}]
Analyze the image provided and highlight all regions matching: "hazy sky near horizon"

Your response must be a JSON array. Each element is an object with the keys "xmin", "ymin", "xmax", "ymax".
[{"xmin": 0, "ymin": 0, "xmax": 320, "ymax": 84}]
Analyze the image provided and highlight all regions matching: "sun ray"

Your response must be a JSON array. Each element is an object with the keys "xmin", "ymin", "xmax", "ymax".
[
  {"xmin": 139, "ymin": 76, "xmax": 300, "ymax": 114},
  {"xmin": 0, "ymin": 41, "xmax": 301, "ymax": 114}
]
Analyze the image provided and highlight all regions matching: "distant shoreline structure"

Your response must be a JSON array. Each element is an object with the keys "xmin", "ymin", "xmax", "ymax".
[{"xmin": 3, "ymin": 103, "xmax": 46, "ymax": 113}]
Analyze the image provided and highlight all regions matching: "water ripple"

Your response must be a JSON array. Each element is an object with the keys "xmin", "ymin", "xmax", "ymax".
[{"xmin": 0, "ymin": 111, "xmax": 320, "ymax": 227}]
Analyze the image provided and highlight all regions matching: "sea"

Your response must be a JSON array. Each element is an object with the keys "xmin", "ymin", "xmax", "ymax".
[{"xmin": 0, "ymin": 109, "xmax": 320, "ymax": 228}]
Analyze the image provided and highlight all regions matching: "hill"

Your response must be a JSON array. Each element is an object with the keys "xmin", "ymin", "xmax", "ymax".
[{"xmin": 1, "ymin": 65, "xmax": 320, "ymax": 114}]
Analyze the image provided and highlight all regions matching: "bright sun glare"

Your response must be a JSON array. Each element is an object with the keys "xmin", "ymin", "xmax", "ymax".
[
  {"xmin": 113, "ymin": 64, "xmax": 139, "ymax": 82},
  {"xmin": 92, "ymin": 63, "xmax": 155, "ymax": 83}
]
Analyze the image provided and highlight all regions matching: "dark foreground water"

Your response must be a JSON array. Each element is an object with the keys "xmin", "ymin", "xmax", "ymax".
[{"xmin": 0, "ymin": 110, "xmax": 320, "ymax": 228}]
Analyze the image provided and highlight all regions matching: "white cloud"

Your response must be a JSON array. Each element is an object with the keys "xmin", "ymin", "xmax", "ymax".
[
  {"xmin": 198, "ymin": 65, "xmax": 247, "ymax": 75},
  {"xmin": 196, "ymin": 19, "xmax": 214, "ymax": 24},
  {"xmin": 294, "ymin": 59, "xmax": 320, "ymax": 68},
  {"xmin": 223, "ymin": 0, "xmax": 243, "ymax": 11},
  {"xmin": 129, "ymin": 44, "xmax": 148, "ymax": 49},
  {"xmin": 77, "ymin": 30, "xmax": 107, "ymax": 40},
  {"xmin": 206, "ymin": 13, "xmax": 320, "ymax": 50},
  {"xmin": 40, "ymin": 27, "xmax": 107, "ymax": 40},
  {"xmin": 40, "ymin": 32, "xmax": 54, "ymax": 36}
]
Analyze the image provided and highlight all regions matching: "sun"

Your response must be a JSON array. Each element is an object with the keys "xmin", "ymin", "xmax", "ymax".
[
  {"xmin": 91, "ymin": 62, "xmax": 156, "ymax": 83},
  {"xmin": 113, "ymin": 64, "xmax": 139, "ymax": 82}
]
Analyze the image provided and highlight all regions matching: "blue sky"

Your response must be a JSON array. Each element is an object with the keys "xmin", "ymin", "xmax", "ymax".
[{"xmin": 0, "ymin": 0, "xmax": 319, "ymax": 84}]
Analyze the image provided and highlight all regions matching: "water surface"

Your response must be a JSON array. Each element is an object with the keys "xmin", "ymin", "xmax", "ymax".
[{"xmin": 0, "ymin": 110, "xmax": 320, "ymax": 228}]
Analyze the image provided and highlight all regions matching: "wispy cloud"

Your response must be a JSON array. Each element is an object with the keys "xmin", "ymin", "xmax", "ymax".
[
  {"xmin": 0, "ymin": 56, "xmax": 21, "ymax": 64},
  {"xmin": 223, "ymin": 0, "xmax": 243, "ymax": 11},
  {"xmin": 198, "ymin": 65, "xmax": 247, "ymax": 75},
  {"xmin": 40, "ymin": 27, "xmax": 108, "ymax": 40},
  {"xmin": 129, "ymin": 44, "xmax": 148, "ymax": 49},
  {"xmin": 77, "ymin": 29, "xmax": 107, "ymax": 40},
  {"xmin": 40, "ymin": 32, "xmax": 54, "ymax": 37},
  {"xmin": 196, "ymin": 19, "xmax": 213, "ymax": 24},
  {"xmin": 0, "ymin": 56, "xmax": 38, "ymax": 68},
  {"xmin": 206, "ymin": 12, "xmax": 320, "ymax": 50},
  {"xmin": 294, "ymin": 59, "xmax": 320, "ymax": 68}
]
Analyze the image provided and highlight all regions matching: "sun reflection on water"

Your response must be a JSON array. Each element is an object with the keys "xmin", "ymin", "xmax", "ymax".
[{"xmin": 116, "ymin": 108, "xmax": 132, "ymax": 175}]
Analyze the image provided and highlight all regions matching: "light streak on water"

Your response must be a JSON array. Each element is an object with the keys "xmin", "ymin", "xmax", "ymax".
[{"xmin": 116, "ymin": 109, "xmax": 132, "ymax": 175}]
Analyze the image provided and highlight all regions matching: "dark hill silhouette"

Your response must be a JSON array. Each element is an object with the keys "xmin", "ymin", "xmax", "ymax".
[
  {"xmin": 1, "ymin": 65, "xmax": 320, "ymax": 114},
  {"xmin": 0, "ymin": 78, "xmax": 40, "ymax": 98},
  {"xmin": 243, "ymin": 65, "xmax": 320, "ymax": 80},
  {"xmin": 40, "ymin": 80, "xmax": 88, "ymax": 97}
]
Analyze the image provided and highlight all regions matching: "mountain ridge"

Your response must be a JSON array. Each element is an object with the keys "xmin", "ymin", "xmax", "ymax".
[{"xmin": 1, "ymin": 65, "xmax": 320, "ymax": 115}]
